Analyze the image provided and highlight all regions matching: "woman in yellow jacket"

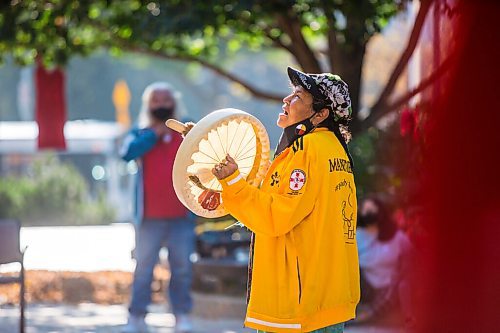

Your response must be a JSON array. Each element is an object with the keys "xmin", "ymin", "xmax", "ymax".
[{"xmin": 213, "ymin": 67, "xmax": 360, "ymax": 333}]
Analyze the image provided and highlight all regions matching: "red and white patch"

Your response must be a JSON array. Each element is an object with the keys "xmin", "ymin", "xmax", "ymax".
[
  {"xmin": 198, "ymin": 190, "xmax": 221, "ymax": 211},
  {"xmin": 289, "ymin": 169, "xmax": 306, "ymax": 191}
]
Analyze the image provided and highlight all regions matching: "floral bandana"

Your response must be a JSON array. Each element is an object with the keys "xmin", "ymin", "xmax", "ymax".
[{"xmin": 287, "ymin": 67, "xmax": 352, "ymax": 122}]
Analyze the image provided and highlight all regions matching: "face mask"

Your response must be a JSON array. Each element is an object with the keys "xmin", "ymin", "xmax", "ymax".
[
  {"xmin": 151, "ymin": 106, "xmax": 175, "ymax": 121},
  {"xmin": 358, "ymin": 213, "xmax": 378, "ymax": 227},
  {"xmin": 274, "ymin": 114, "xmax": 316, "ymax": 157}
]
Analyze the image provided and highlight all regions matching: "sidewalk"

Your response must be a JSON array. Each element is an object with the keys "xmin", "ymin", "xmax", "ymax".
[
  {"xmin": 1, "ymin": 225, "xmax": 402, "ymax": 332},
  {"xmin": 0, "ymin": 303, "xmax": 250, "ymax": 333},
  {"xmin": 0, "ymin": 303, "xmax": 400, "ymax": 333}
]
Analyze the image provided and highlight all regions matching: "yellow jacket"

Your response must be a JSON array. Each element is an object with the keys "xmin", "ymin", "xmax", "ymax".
[{"xmin": 220, "ymin": 128, "xmax": 360, "ymax": 332}]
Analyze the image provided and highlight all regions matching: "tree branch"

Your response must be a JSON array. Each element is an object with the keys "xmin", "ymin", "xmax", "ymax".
[
  {"xmin": 361, "ymin": 51, "xmax": 455, "ymax": 131},
  {"xmin": 365, "ymin": 0, "xmax": 433, "ymax": 124},
  {"xmin": 326, "ymin": 14, "xmax": 337, "ymax": 72},
  {"xmin": 262, "ymin": 26, "xmax": 295, "ymax": 54},
  {"xmin": 125, "ymin": 46, "xmax": 283, "ymax": 102},
  {"xmin": 388, "ymin": 53, "xmax": 454, "ymax": 110},
  {"xmin": 315, "ymin": 0, "xmax": 338, "ymax": 72},
  {"xmin": 276, "ymin": 12, "xmax": 322, "ymax": 72}
]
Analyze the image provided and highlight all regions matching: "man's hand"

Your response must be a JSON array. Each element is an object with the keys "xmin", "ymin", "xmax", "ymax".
[{"xmin": 212, "ymin": 155, "xmax": 238, "ymax": 180}]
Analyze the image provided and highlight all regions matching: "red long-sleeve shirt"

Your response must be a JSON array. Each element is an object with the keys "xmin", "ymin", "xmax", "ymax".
[{"xmin": 142, "ymin": 133, "xmax": 187, "ymax": 219}]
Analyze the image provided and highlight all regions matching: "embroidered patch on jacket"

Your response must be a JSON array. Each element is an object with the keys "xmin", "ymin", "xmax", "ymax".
[
  {"xmin": 270, "ymin": 171, "xmax": 280, "ymax": 186},
  {"xmin": 289, "ymin": 169, "xmax": 306, "ymax": 191},
  {"xmin": 292, "ymin": 137, "xmax": 304, "ymax": 153},
  {"xmin": 198, "ymin": 190, "xmax": 221, "ymax": 211},
  {"xmin": 295, "ymin": 124, "xmax": 307, "ymax": 135}
]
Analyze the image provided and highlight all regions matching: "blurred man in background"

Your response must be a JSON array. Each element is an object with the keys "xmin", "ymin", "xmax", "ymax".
[{"xmin": 120, "ymin": 82, "xmax": 195, "ymax": 333}]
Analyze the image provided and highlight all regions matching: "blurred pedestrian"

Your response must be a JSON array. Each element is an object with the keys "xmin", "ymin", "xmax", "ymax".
[
  {"xmin": 212, "ymin": 67, "xmax": 360, "ymax": 333},
  {"xmin": 120, "ymin": 82, "xmax": 195, "ymax": 333},
  {"xmin": 356, "ymin": 196, "xmax": 414, "ymax": 324}
]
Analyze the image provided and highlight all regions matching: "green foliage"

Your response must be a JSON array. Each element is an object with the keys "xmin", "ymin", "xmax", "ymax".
[
  {"xmin": 350, "ymin": 128, "xmax": 379, "ymax": 197},
  {"xmin": 28, "ymin": 154, "xmax": 86, "ymax": 213},
  {"xmin": 0, "ymin": 154, "xmax": 115, "ymax": 226},
  {"xmin": 0, "ymin": 177, "xmax": 35, "ymax": 218},
  {"xmin": 0, "ymin": 0, "xmax": 410, "ymax": 139},
  {"xmin": 1, "ymin": 1, "xmax": 99, "ymax": 66},
  {"xmin": 0, "ymin": 0, "xmax": 407, "ymax": 67},
  {"xmin": 0, "ymin": 0, "xmax": 410, "ymax": 137}
]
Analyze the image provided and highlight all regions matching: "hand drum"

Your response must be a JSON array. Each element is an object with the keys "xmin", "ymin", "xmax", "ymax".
[{"xmin": 167, "ymin": 108, "xmax": 270, "ymax": 218}]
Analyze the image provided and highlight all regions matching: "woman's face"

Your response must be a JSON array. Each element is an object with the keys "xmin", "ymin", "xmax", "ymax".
[{"xmin": 278, "ymin": 85, "xmax": 315, "ymax": 128}]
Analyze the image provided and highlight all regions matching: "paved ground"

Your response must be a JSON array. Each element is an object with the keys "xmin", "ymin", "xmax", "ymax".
[
  {"xmin": 0, "ymin": 303, "xmax": 400, "ymax": 333},
  {"xmin": 2, "ymin": 226, "xmax": 403, "ymax": 332},
  {"xmin": 16, "ymin": 225, "xmax": 136, "ymax": 272},
  {"xmin": 0, "ymin": 303, "xmax": 249, "ymax": 333}
]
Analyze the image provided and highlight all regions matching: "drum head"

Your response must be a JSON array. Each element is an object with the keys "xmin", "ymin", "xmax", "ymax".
[{"xmin": 172, "ymin": 108, "xmax": 270, "ymax": 218}]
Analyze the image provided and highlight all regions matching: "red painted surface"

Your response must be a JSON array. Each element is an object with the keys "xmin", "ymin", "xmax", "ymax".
[
  {"xmin": 35, "ymin": 62, "xmax": 67, "ymax": 150},
  {"xmin": 415, "ymin": 1, "xmax": 500, "ymax": 330}
]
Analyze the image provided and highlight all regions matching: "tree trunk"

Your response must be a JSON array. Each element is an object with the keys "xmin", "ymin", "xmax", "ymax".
[
  {"xmin": 362, "ymin": 0, "xmax": 433, "ymax": 132},
  {"xmin": 276, "ymin": 13, "xmax": 322, "ymax": 73},
  {"xmin": 331, "ymin": 42, "xmax": 366, "ymax": 135}
]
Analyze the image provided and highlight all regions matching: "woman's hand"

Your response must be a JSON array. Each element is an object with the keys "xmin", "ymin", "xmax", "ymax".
[{"xmin": 212, "ymin": 154, "xmax": 238, "ymax": 180}]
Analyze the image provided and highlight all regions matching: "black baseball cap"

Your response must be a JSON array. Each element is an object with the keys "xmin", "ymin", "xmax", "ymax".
[{"xmin": 287, "ymin": 66, "xmax": 353, "ymax": 121}]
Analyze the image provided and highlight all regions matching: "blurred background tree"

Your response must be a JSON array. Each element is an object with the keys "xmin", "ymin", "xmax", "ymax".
[
  {"xmin": 0, "ymin": 0, "xmax": 436, "ymax": 217},
  {"xmin": 0, "ymin": 0, "xmax": 430, "ymax": 135}
]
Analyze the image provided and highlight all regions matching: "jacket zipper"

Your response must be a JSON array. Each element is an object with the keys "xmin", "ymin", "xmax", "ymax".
[
  {"xmin": 296, "ymin": 257, "xmax": 302, "ymax": 304},
  {"xmin": 246, "ymin": 233, "xmax": 255, "ymax": 304}
]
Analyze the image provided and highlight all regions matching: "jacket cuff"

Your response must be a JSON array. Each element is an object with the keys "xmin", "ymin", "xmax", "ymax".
[{"xmin": 220, "ymin": 170, "xmax": 246, "ymax": 195}]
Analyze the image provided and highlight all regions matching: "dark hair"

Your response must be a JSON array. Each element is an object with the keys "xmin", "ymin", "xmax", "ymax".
[
  {"xmin": 313, "ymin": 98, "xmax": 354, "ymax": 170},
  {"xmin": 313, "ymin": 97, "xmax": 351, "ymax": 138}
]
